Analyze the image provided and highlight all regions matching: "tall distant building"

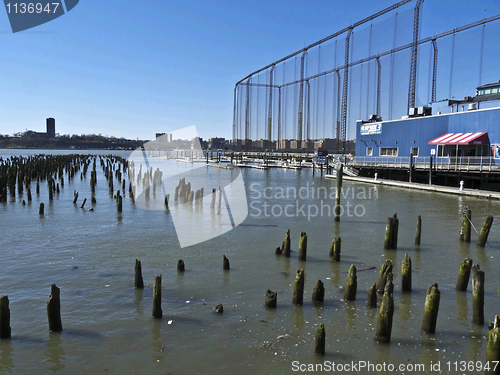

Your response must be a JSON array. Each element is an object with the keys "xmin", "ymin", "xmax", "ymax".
[{"xmin": 46, "ymin": 118, "xmax": 55, "ymax": 138}]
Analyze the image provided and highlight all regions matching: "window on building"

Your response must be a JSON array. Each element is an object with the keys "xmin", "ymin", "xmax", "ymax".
[
  {"xmin": 380, "ymin": 147, "xmax": 398, "ymax": 156},
  {"xmin": 411, "ymin": 147, "xmax": 419, "ymax": 156},
  {"xmin": 478, "ymin": 89, "xmax": 485, "ymax": 95},
  {"xmin": 492, "ymin": 88, "xmax": 498, "ymax": 94},
  {"xmin": 366, "ymin": 147, "xmax": 373, "ymax": 156},
  {"xmin": 485, "ymin": 89, "xmax": 491, "ymax": 95}
]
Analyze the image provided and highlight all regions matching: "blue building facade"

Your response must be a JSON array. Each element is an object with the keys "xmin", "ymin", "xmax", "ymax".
[{"xmin": 356, "ymin": 83, "xmax": 500, "ymax": 163}]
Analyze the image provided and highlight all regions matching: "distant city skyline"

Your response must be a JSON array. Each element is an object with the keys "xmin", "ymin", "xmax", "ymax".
[{"xmin": 0, "ymin": 0, "xmax": 499, "ymax": 141}]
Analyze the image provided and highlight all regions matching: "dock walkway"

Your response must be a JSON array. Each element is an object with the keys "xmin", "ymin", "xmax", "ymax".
[{"xmin": 325, "ymin": 175, "xmax": 500, "ymax": 200}]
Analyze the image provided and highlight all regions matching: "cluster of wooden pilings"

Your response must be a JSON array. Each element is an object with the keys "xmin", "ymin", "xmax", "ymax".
[
  {"xmin": 0, "ymin": 154, "xmax": 131, "ymax": 215},
  {"xmin": 269, "ymin": 213, "xmax": 498, "ymax": 359}
]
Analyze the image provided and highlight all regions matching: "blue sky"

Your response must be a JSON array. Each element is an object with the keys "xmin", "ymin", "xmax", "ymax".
[{"xmin": 1, "ymin": 0, "xmax": 499, "ymax": 141}]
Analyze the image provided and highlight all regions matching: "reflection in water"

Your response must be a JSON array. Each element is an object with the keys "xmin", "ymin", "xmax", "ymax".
[
  {"xmin": 134, "ymin": 288, "xmax": 144, "ymax": 316},
  {"xmin": 344, "ymin": 302, "xmax": 356, "ymax": 330},
  {"xmin": 151, "ymin": 319, "xmax": 164, "ymax": 361},
  {"xmin": 291, "ymin": 306, "xmax": 304, "ymax": 331},
  {"xmin": 329, "ymin": 262, "xmax": 340, "ymax": 288},
  {"xmin": 282, "ymin": 257, "xmax": 291, "ymax": 279},
  {"xmin": 458, "ymin": 241, "xmax": 470, "ymax": 259},
  {"xmin": 312, "ymin": 302, "xmax": 323, "ymax": 320},
  {"xmin": 375, "ymin": 340, "xmax": 391, "ymax": 375},
  {"xmin": 397, "ymin": 292, "xmax": 412, "ymax": 323},
  {"xmin": 468, "ymin": 325, "xmax": 484, "ymax": 362},
  {"xmin": 0, "ymin": 341, "xmax": 13, "ymax": 373},
  {"xmin": 456, "ymin": 291, "xmax": 468, "ymax": 323},
  {"xmin": 420, "ymin": 335, "xmax": 438, "ymax": 369},
  {"xmin": 45, "ymin": 333, "xmax": 65, "ymax": 372},
  {"xmin": 475, "ymin": 248, "xmax": 487, "ymax": 268}
]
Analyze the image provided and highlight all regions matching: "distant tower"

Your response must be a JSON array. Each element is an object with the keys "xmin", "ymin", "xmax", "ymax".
[{"xmin": 46, "ymin": 118, "xmax": 55, "ymax": 138}]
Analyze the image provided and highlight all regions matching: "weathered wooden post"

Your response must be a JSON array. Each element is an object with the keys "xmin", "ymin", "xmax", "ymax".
[
  {"xmin": 422, "ymin": 283, "xmax": 440, "ymax": 334},
  {"xmin": 343, "ymin": 265, "xmax": 357, "ymax": 301},
  {"xmin": 275, "ymin": 246, "xmax": 282, "ymax": 255},
  {"xmin": 472, "ymin": 264, "xmax": 485, "ymax": 325},
  {"xmin": 152, "ymin": 275, "xmax": 162, "ymax": 319},
  {"xmin": 477, "ymin": 216, "xmax": 494, "ymax": 248},
  {"xmin": 134, "ymin": 259, "xmax": 144, "ymax": 289},
  {"xmin": 27, "ymin": 187, "xmax": 32, "ymax": 202},
  {"xmin": 456, "ymin": 258, "xmax": 473, "ymax": 291},
  {"xmin": 217, "ymin": 188, "xmax": 222, "ymax": 214},
  {"xmin": 367, "ymin": 283, "xmax": 377, "ymax": 308},
  {"xmin": 215, "ymin": 304, "xmax": 224, "ymax": 314},
  {"xmin": 460, "ymin": 207, "xmax": 471, "ymax": 243},
  {"xmin": 39, "ymin": 202, "xmax": 44, "ymax": 215},
  {"xmin": 486, "ymin": 315, "xmax": 500, "ymax": 374},
  {"xmin": 177, "ymin": 259, "xmax": 185, "ymax": 272},
  {"xmin": 312, "ymin": 280, "xmax": 325, "ymax": 303},
  {"xmin": 401, "ymin": 253, "xmax": 412, "ymax": 292},
  {"xmin": 298, "ymin": 232, "xmax": 307, "ymax": 261},
  {"xmin": 223, "ymin": 255, "xmax": 230, "ymax": 270},
  {"xmin": 376, "ymin": 259, "xmax": 393, "ymax": 294},
  {"xmin": 292, "ymin": 269, "xmax": 305, "ymax": 305},
  {"xmin": 334, "ymin": 164, "xmax": 343, "ymax": 222},
  {"xmin": 36, "ymin": 181, "xmax": 40, "ymax": 195},
  {"xmin": 284, "ymin": 229, "xmax": 291, "ymax": 257},
  {"xmin": 265, "ymin": 289, "xmax": 277, "ymax": 308},
  {"xmin": 47, "ymin": 284, "xmax": 62, "ymax": 332},
  {"xmin": 73, "ymin": 192, "xmax": 78, "ymax": 205},
  {"xmin": 80, "ymin": 198, "xmax": 87, "ymax": 209},
  {"xmin": 164, "ymin": 194, "xmax": 169, "ymax": 209},
  {"xmin": 0, "ymin": 295, "xmax": 11, "ymax": 339},
  {"xmin": 210, "ymin": 188, "xmax": 216, "ymax": 209},
  {"xmin": 117, "ymin": 194, "xmax": 122, "ymax": 212},
  {"xmin": 375, "ymin": 273, "xmax": 394, "ymax": 343},
  {"xmin": 384, "ymin": 217, "xmax": 394, "ymax": 250},
  {"xmin": 315, "ymin": 323, "xmax": 326, "ymax": 355},
  {"xmin": 329, "ymin": 237, "xmax": 341, "ymax": 261},
  {"xmin": 415, "ymin": 215, "xmax": 422, "ymax": 246}
]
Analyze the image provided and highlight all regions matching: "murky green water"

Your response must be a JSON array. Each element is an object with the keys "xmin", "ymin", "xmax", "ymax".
[{"xmin": 1, "ymin": 149, "xmax": 500, "ymax": 374}]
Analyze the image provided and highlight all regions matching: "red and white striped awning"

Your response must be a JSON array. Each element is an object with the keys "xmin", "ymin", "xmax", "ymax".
[{"xmin": 428, "ymin": 132, "xmax": 489, "ymax": 145}]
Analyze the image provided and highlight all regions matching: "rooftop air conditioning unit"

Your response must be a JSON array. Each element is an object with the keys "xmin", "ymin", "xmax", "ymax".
[
  {"xmin": 408, "ymin": 108, "xmax": 417, "ymax": 117},
  {"xmin": 468, "ymin": 103, "xmax": 477, "ymax": 111}
]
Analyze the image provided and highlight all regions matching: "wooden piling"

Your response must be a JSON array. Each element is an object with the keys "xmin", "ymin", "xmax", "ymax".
[
  {"xmin": 47, "ymin": 284, "xmax": 62, "ymax": 332},
  {"xmin": 152, "ymin": 275, "xmax": 162, "ymax": 319},
  {"xmin": 134, "ymin": 259, "xmax": 144, "ymax": 289},
  {"xmin": 292, "ymin": 269, "xmax": 305, "ymax": 305},
  {"xmin": 80, "ymin": 198, "xmax": 87, "ymax": 209},
  {"xmin": 477, "ymin": 216, "xmax": 494, "ymax": 248},
  {"xmin": 343, "ymin": 265, "xmax": 357, "ymax": 301},
  {"xmin": 456, "ymin": 258, "xmax": 473, "ymax": 291},
  {"xmin": 117, "ymin": 194, "xmax": 122, "ymax": 212},
  {"xmin": 367, "ymin": 283, "xmax": 377, "ymax": 308},
  {"xmin": 0, "ymin": 295, "xmax": 11, "ymax": 339},
  {"xmin": 315, "ymin": 323, "xmax": 326, "ymax": 355},
  {"xmin": 217, "ymin": 188, "xmax": 222, "ymax": 213},
  {"xmin": 73, "ymin": 192, "xmax": 78, "ymax": 204},
  {"xmin": 401, "ymin": 254, "xmax": 412, "ymax": 292},
  {"xmin": 265, "ymin": 289, "xmax": 277, "ymax": 308},
  {"xmin": 275, "ymin": 246, "xmax": 282, "ymax": 255},
  {"xmin": 422, "ymin": 283, "xmax": 440, "ymax": 334},
  {"xmin": 334, "ymin": 164, "xmax": 343, "ymax": 222},
  {"xmin": 472, "ymin": 264, "xmax": 485, "ymax": 325},
  {"xmin": 164, "ymin": 194, "xmax": 169, "ymax": 208},
  {"xmin": 384, "ymin": 213, "xmax": 399, "ymax": 250},
  {"xmin": 375, "ymin": 273, "xmax": 394, "ymax": 343},
  {"xmin": 329, "ymin": 237, "xmax": 341, "ymax": 261},
  {"xmin": 312, "ymin": 280, "xmax": 325, "ymax": 303},
  {"xmin": 376, "ymin": 259, "xmax": 393, "ymax": 294},
  {"xmin": 210, "ymin": 188, "xmax": 215, "ymax": 209},
  {"xmin": 39, "ymin": 202, "xmax": 44, "ymax": 215},
  {"xmin": 223, "ymin": 255, "xmax": 230, "ymax": 270},
  {"xmin": 460, "ymin": 207, "xmax": 471, "ymax": 243},
  {"xmin": 177, "ymin": 259, "xmax": 185, "ymax": 272},
  {"xmin": 486, "ymin": 315, "xmax": 500, "ymax": 374},
  {"xmin": 415, "ymin": 215, "xmax": 421, "ymax": 246},
  {"xmin": 298, "ymin": 232, "xmax": 307, "ymax": 261},
  {"xmin": 215, "ymin": 303, "xmax": 224, "ymax": 314},
  {"xmin": 284, "ymin": 229, "xmax": 291, "ymax": 257}
]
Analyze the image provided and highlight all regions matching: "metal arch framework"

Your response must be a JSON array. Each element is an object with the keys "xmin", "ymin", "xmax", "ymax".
[
  {"xmin": 407, "ymin": 0, "xmax": 424, "ymax": 113},
  {"xmin": 431, "ymin": 39, "xmax": 438, "ymax": 103},
  {"xmin": 340, "ymin": 28, "xmax": 353, "ymax": 146}
]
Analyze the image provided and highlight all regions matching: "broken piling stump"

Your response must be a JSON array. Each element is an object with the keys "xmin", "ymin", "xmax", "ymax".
[
  {"xmin": 486, "ymin": 315, "xmax": 500, "ymax": 374},
  {"xmin": 375, "ymin": 273, "xmax": 394, "ymax": 343},
  {"xmin": 330, "ymin": 237, "xmax": 341, "ymax": 261},
  {"xmin": 0, "ymin": 295, "xmax": 11, "ymax": 339},
  {"xmin": 47, "ymin": 284, "xmax": 62, "ymax": 332},
  {"xmin": 177, "ymin": 259, "xmax": 185, "ymax": 272},
  {"xmin": 472, "ymin": 264, "xmax": 485, "ymax": 325},
  {"xmin": 275, "ymin": 246, "xmax": 282, "ymax": 255},
  {"xmin": 312, "ymin": 280, "xmax": 325, "ymax": 303},
  {"xmin": 39, "ymin": 202, "xmax": 44, "ymax": 215},
  {"xmin": 223, "ymin": 255, "xmax": 230, "ymax": 270},
  {"xmin": 215, "ymin": 304, "xmax": 224, "ymax": 314},
  {"xmin": 283, "ymin": 229, "xmax": 291, "ymax": 257},
  {"xmin": 376, "ymin": 259, "xmax": 393, "ymax": 294},
  {"xmin": 315, "ymin": 323, "xmax": 326, "ymax": 355},
  {"xmin": 292, "ymin": 269, "xmax": 305, "ymax": 305},
  {"xmin": 265, "ymin": 289, "xmax": 277, "ymax": 308},
  {"xmin": 422, "ymin": 283, "xmax": 440, "ymax": 334},
  {"xmin": 477, "ymin": 216, "xmax": 494, "ymax": 248},
  {"xmin": 415, "ymin": 215, "xmax": 421, "ymax": 246},
  {"xmin": 384, "ymin": 214, "xmax": 399, "ymax": 250},
  {"xmin": 152, "ymin": 275, "xmax": 162, "ymax": 319},
  {"xmin": 401, "ymin": 254, "xmax": 412, "ymax": 292},
  {"xmin": 367, "ymin": 283, "xmax": 377, "ymax": 308},
  {"xmin": 343, "ymin": 265, "xmax": 357, "ymax": 301},
  {"xmin": 460, "ymin": 207, "xmax": 471, "ymax": 243},
  {"xmin": 298, "ymin": 232, "xmax": 307, "ymax": 261},
  {"xmin": 80, "ymin": 198, "xmax": 87, "ymax": 209},
  {"xmin": 134, "ymin": 259, "xmax": 144, "ymax": 289},
  {"xmin": 334, "ymin": 164, "xmax": 343, "ymax": 222},
  {"xmin": 456, "ymin": 258, "xmax": 473, "ymax": 291}
]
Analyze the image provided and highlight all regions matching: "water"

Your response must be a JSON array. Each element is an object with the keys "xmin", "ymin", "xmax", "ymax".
[{"xmin": 1, "ymin": 149, "xmax": 500, "ymax": 374}]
